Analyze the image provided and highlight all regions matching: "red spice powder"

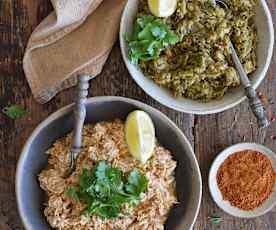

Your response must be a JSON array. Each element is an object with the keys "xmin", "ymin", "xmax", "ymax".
[{"xmin": 216, "ymin": 150, "xmax": 276, "ymax": 210}]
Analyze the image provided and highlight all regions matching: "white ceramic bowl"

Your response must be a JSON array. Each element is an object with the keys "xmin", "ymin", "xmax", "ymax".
[
  {"xmin": 120, "ymin": 0, "xmax": 274, "ymax": 114},
  {"xmin": 209, "ymin": 143, "xmax": 276, "ymax": 218}
]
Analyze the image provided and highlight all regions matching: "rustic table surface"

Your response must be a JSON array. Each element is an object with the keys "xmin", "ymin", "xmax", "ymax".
[{"xmin": 0, "ymin": 1, "xmax": 275, "ymax": 230}]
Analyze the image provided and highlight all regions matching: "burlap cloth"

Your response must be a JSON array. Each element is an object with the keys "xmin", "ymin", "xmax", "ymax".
[{"xmin": 23, "ymin": 0, "xmax": 126, "ymax": 104}]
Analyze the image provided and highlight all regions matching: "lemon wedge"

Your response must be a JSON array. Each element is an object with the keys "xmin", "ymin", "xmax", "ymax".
[
  {"xmin": 125, "ymin": 110, "xmax": 156, "ymax": 164},
  {"xmin": 148, "ymin": 0, "xmax": 177, "ymax": 18}
]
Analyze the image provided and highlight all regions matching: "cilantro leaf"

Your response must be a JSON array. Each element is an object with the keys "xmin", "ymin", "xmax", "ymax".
[
  {"xmin": 136, "ymin": 15, "xmax": 155, "ymax": 28},
  {"xmin": 95, "ymin": 161, "xmax": 124, "ymax": 191},
  {"xmin": 95, "ymin": 161, "xmax": 109, "ymax": 180},
  {"xmin": 126, "ymin": 169, "xmax": 148, "ymax": 196},
  {"xmin": 164, "ymin": 30, "xmax": 179, "ymax": 45},
  {"xmin": 64, "ymin": 187, "xmax": 80, "ymax": 201},
  {"xmin": 126, "ymin": 15, "xmax": 179, "ymax": 64},
  {"xmin": 151, "ymin": 26, "xmax": 167, "ymax": 38},
  {"xmin": 209, "ymin": 216, "xmax": 223, "ymax": 224},
  {"xmin": 64, "ymin": 161, "xmax": 148, "ymax": 219},
  {"xmin": 97, "ymin": 204, "xmax": 120, "ymax": 219},
  {"xmin": 79, "ymin": 168, "xmax": 93, "ymax": 190},
  {"xmin": 2, "ymin": 105, "xmax": 28, "ymax": 119}
]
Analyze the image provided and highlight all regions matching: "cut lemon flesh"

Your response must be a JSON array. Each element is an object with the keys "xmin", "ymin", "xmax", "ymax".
[
  {"xmin": 125, "ymin": 110, "xmax": 155, "ymax": 164},
  {"xmin": 148, "ymin": 0, "xmax": 177, "ymax": 18}
]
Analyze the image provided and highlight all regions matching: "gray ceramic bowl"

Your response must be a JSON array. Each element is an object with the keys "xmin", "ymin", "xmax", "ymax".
[{"xmin": 16, "ymin": 96, "xmax": 202, "ymax": 230}]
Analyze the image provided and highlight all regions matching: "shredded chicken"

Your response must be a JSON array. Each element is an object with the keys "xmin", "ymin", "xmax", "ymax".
[{"xmin": 38, "ymin": 119, "xmax": 177, "ymax": 230}]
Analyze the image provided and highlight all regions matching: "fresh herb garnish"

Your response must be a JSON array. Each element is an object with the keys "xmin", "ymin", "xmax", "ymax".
[
  {"xmin": 65, "ymin": 161, "xmax": 148, "ymax": 219},
  {"xmin": 208, "ymin": 216, "xmax": 223, "ymax": 224},
  {"xmin": 125, "ymin": 169, "xmax": 148, "ymax": 196},
  {"xmin": 64, "ymin": 187, "xmax": 79, "ymax": 201},
  {"xmin": 2, "ymin": 105, "xmax": 28, "ymax": 119},
  {"xmin": 126, "ymin": 15, "xmax": 178, "ymax": 64}
]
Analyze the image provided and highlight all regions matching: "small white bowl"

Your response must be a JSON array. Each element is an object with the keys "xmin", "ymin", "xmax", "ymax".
[
  {"xmin": 119, "ymin": 0, "xmax": 274, "ymax": 114},
  {"xmin": 209, "ymin": 143, "xmax": 276, "ymax": 218}
]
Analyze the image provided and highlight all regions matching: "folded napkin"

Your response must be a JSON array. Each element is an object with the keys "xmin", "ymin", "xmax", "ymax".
[{"xmin": 23, "ymin": 0, "xmax": 126, "ymax": 104}]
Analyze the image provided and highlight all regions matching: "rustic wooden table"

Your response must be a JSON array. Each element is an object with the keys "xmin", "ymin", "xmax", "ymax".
[{"xmin": 0, "ymin": 1, "xmax": 275, "ymax": 229}]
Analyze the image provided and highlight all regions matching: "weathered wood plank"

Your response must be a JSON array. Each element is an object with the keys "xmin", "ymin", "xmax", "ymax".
[
  {"xmin": 0, "ymin": 1, "xmax": 53, "ymax": 229},
  {"xmin": 0, "ymin": 0, "xmax": 275, "ymax": 229}
]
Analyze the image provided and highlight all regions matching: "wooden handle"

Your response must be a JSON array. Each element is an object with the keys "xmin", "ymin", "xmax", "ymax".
[
  {"xmin": 69, "ymin": 75, "xmax": 90, "ymax": 170},
  {"xmin": 245, "ymin": 86, "xmax": 270, "ymax": 128}
]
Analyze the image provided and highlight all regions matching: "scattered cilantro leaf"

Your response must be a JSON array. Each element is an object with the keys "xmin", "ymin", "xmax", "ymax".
[
  {"xmin": 209, "ymin": 216, "xmax": 223, "ymax": 224},
  {"xmin": 65, "ymin": 161, "xmax": 148, "ymax": 219},
  {"xmin": 2, "ymin": 105, "xmax": 28, "ymax": 119},
  {"xmin": 125, "ymin": 15, "xmax": 179, "ymax": 64}
]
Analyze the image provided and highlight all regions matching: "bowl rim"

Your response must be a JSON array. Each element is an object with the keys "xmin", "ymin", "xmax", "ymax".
[
  {"xmin": 16, "ymin": 96, "xmax": 202, "ymax": 230},
  {"xmin": 119, "ymin": 0, "xmax": 275, "ymax": 114},
  {"xmin": 208, "ymin": 142, "xmax": 276, "ymax": 218}
]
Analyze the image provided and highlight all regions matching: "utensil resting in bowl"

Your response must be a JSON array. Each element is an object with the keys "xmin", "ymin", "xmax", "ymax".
[
  {"xmin": 64, "ymin": 74, "xmax": 90, "ymax": 177},
  {"xmin": 214, "ymin": 0, "xmax": 269, "ymax": 128}
]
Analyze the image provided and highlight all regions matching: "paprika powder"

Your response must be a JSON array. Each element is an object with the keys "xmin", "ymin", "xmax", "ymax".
[{"xmin": 217, "ymin": 150, "xmax": 276, "ymax": 210}]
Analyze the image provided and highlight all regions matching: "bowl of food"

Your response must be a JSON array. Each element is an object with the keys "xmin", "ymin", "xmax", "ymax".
[
  {"xmin": 209, "ymin": 143, "xmax": 276, "ymax": 218},
  {"xmin": 120, "ymin": 0, "xmax": 274, "ymax": 114},
  {"xmin": 16, "ymin": 96, "xmax": 202, "ymax": 230}
]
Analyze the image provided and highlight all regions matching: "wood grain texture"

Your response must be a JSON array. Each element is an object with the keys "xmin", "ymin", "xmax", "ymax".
[{"xmin": 0, "ymin": 0, "xmax": 275, "ymax": 229}]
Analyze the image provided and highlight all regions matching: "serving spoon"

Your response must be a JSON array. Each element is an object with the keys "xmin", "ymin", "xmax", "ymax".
[
  {"xmin": 63, "ymin": 74, "xmax": 91, "ymax": 178},
  {"xmin": 212, "ymin": 0, "xmax": 269, "ymax": 128}
]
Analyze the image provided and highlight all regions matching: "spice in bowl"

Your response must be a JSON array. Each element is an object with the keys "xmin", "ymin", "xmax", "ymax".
[{"xmin": 217, "ymin": 150, "xmax": 276, "ymax": 210}]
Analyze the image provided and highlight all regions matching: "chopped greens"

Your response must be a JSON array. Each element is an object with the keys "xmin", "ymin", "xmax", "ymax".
[
  {"xmin": 126, "ymin": 15, "xmax": 178, "ymax": 64},
  {"xmin": 136, "ymin": 0, "xmax": 258, "ymax": 101},
  {"xmin": 65, "ymin": 161, "xmax": 148, "ymax": 219},
  {"xmin": 2, "ymin": 105, "xmax": 28, "ymax": 119}
]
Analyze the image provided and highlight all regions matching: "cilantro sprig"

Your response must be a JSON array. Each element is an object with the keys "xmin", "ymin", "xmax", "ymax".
[
  {"xmin": 126, "ymin": 15, "xmax": 178, "ymax": 64},
  {"xmin": 65, "ymin": 161, "xmax": 148, "ymax": 219},
  {"xmin": 2, "ymin": 105, "xmax": 28, "ymax": 119}
]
